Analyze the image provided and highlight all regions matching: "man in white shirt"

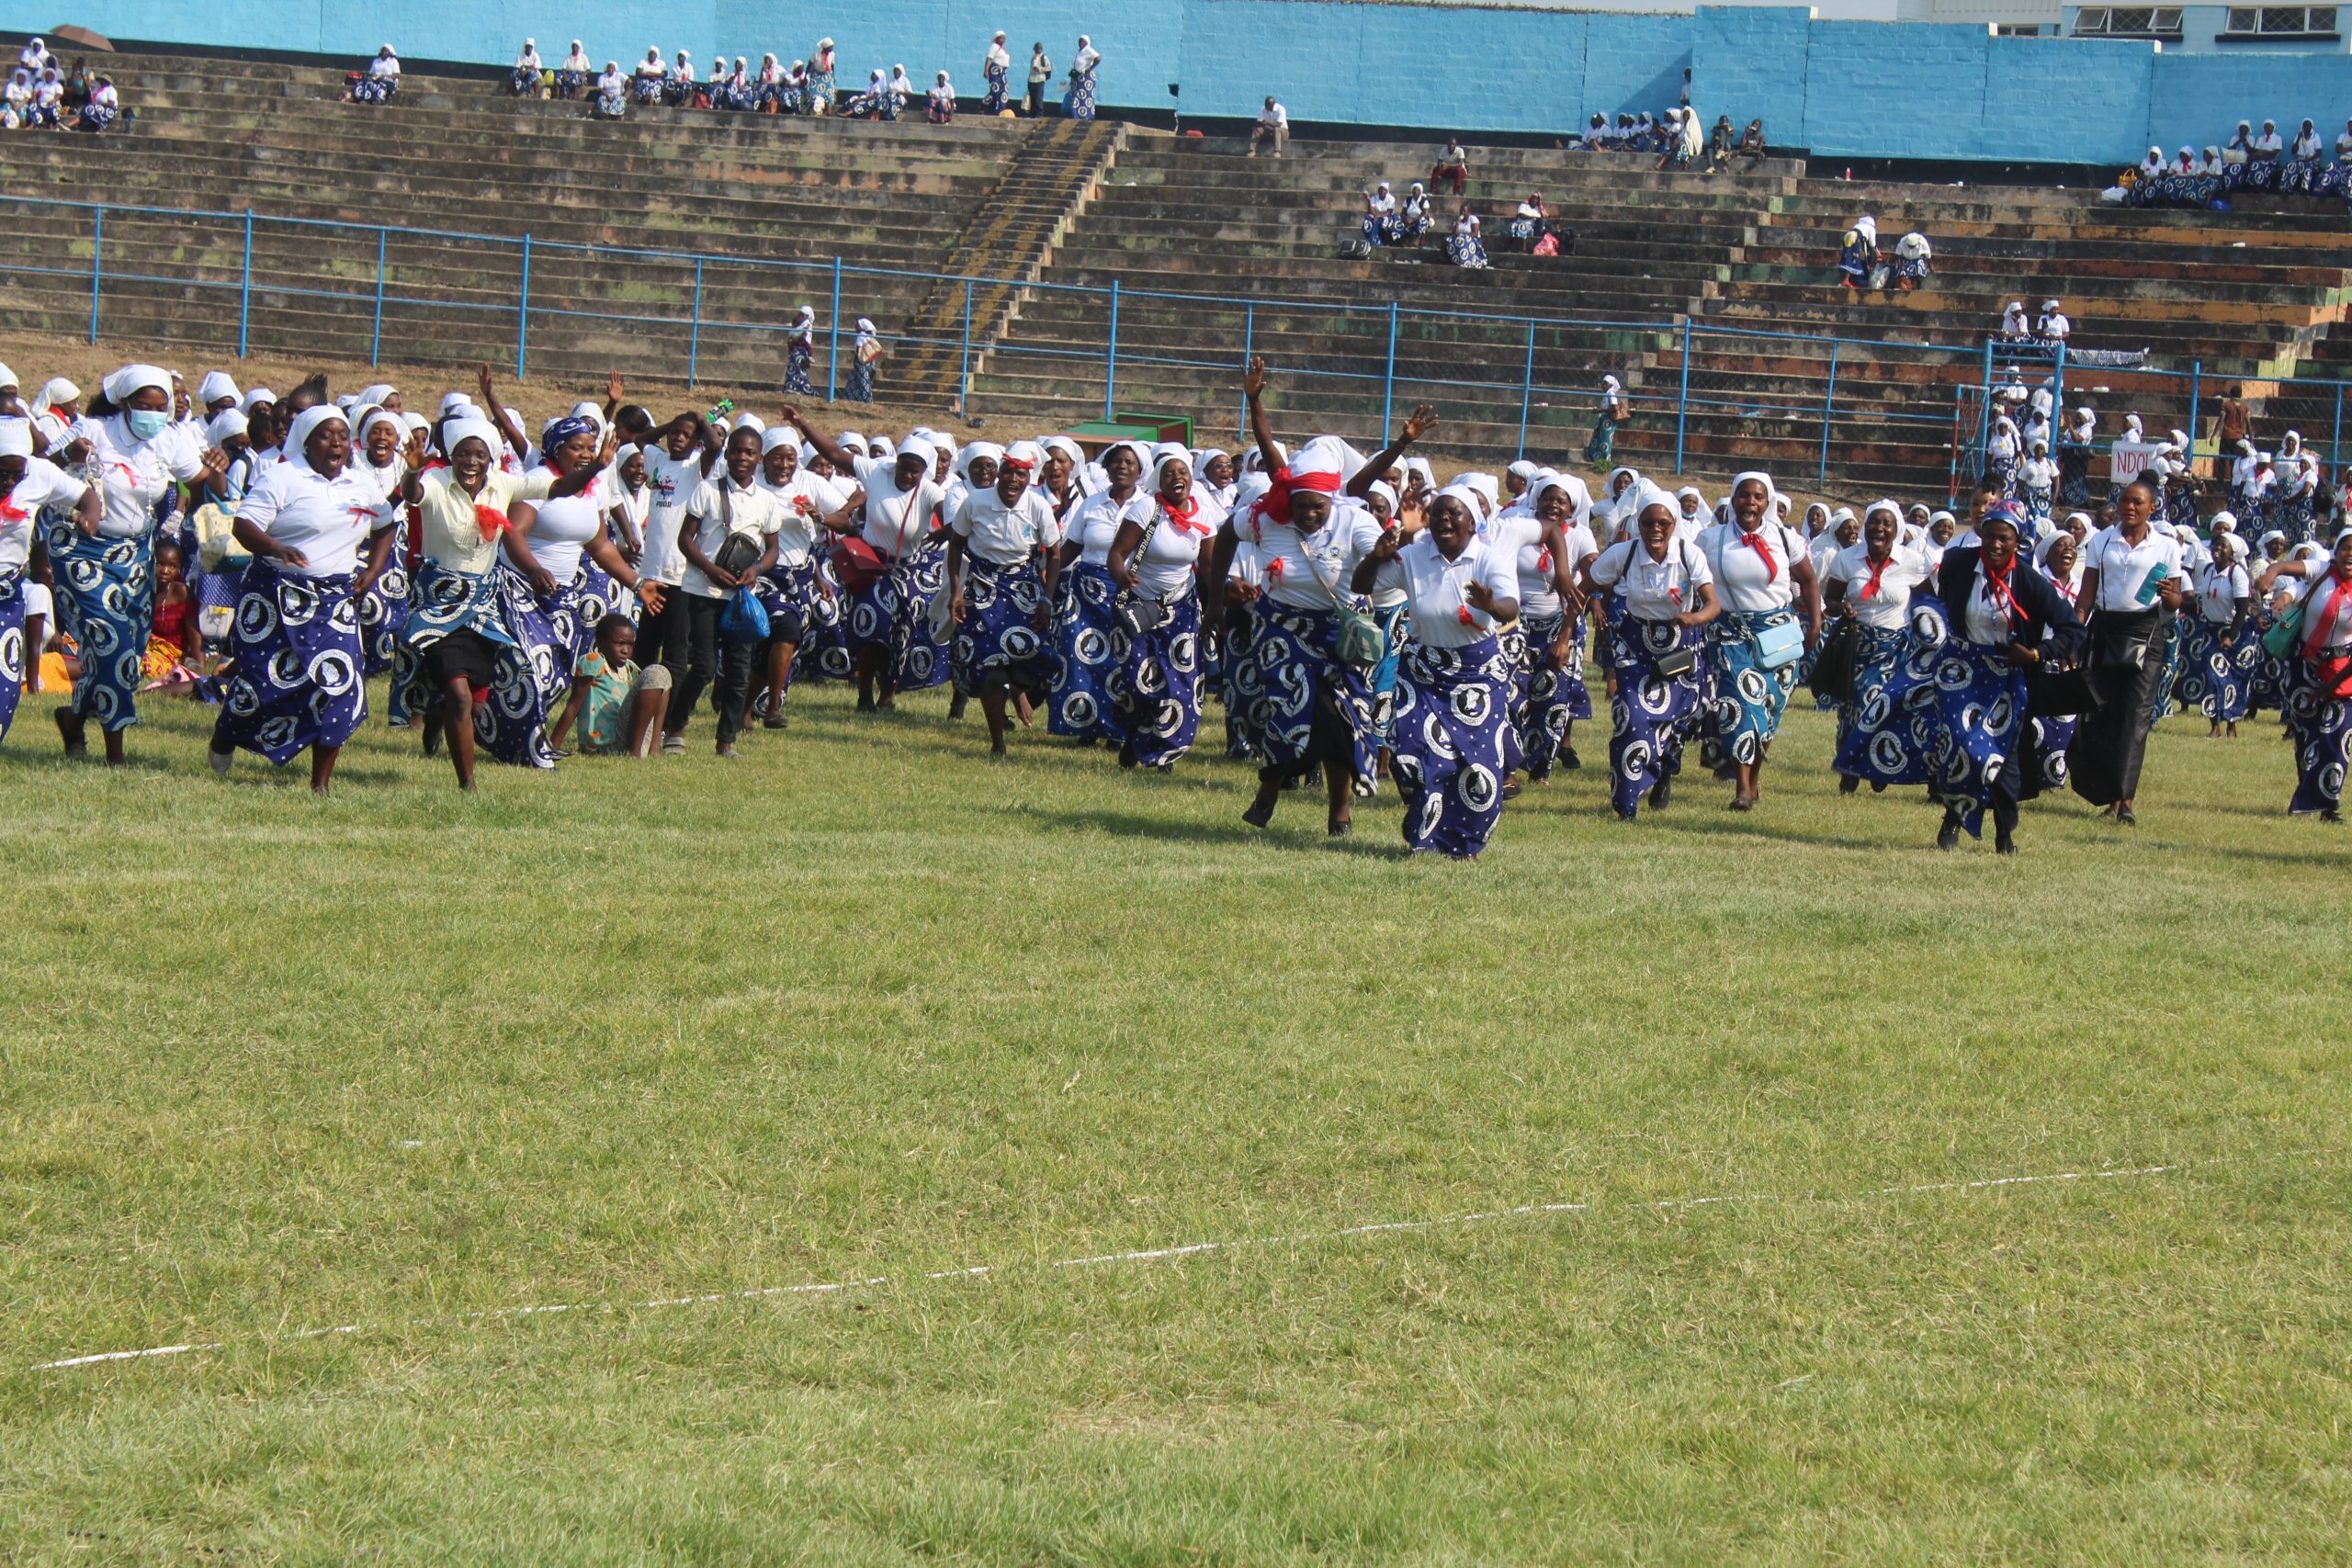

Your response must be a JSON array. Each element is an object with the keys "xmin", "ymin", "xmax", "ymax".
[
  {"xmin": 632, "ymin": 411, "xmax": 725, "ymax": 739},
  {"xmin": 1250, "ymin": 96, "xmax": 1288, "ymax": 158}
]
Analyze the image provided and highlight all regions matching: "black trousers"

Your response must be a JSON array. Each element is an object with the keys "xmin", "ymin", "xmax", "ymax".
[
  {"xmin": 671, "ymin": 593, "xmax": 752, "ymax": 743},
  {"xmin": 637, "ymin": 586, "xmax": 690, "ymax": 687},
  {"xmin": 2068, "ymin": 607, "xmax": 2167, "ymax": 805},
  {"xmin": 1024, "ymin": 81, "xmax": 1044, "ymax": 115}
]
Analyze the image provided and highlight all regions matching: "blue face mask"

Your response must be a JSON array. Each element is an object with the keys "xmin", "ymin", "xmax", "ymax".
[{"xmin": 127, "ymin": 409, "xmax": 170, "ymax": 441}]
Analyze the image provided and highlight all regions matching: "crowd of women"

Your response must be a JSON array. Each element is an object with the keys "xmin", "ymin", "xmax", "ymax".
[
  {"xmin": 2123, "ymin": 118, "xmax": 2352, "ymax": 209},
  {"xmin": 3, "ymin": 36, "xmax": 124, "ymax": 131},
  {"xmin": 356, "ymin": 29, "xmax": 1105, "ymax": 123},
  {"xmin": 3, "ymin": 352, "xmax": 2346, "ymax": 859}
]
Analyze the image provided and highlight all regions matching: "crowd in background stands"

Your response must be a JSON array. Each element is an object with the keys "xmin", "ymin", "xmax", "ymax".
[
  {"xmin": 2118, "ymin": 118, "xmax": 2352, "ymax": 209},
  {"xmin": 3, "ymin": 37, "xmax": 124, "ymax": 131},
  {"xmin": 5, "ymin": 349, "xmax": 2348, "ymax": 858},
  {"xmin": 341, "ymin": 32, "xmax": 1107, "ymax": 124}
]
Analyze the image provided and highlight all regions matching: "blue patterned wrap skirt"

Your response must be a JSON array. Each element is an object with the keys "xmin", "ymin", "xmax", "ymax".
[
  {"xmin": 1831, "ymin": 614, "xmax": 1943, "ymax": 786},
  {"xmin": 1605, "ymin": 609, "xmax": 1704, "ymax": 819},
  {"xmin": 1391, "ymin": 635, "xmax": 1513, "ymax": 857},
  {"xmin": 0, "ymin": 569, "xmax": 27, "ymax": 742},
  {"xmin": 1250, "ymin": 601, "xmax": 1380, "ymax": 795},
  {"xmin": 40, "ymin": 519, "xmax": 153, "ymax": 732},
  {"xmin": 952, "ymin": 556, "xmax": 1052, "ymax": 694},
  {"xmin": 216, "ymin": 561, "xmax": 368, "ymax": 763},
  {"xmin": 1928, "ymin": 637, "xmax": 2054, "ymax": 838},
  {"xmin": 1049, "ymin": 560, "xmax": 1125, "ymax": 741},
  {"xmin": 2287, "ymin": 658, "xmax": 2352, "ymax": 815},
  {"xmin": 2177, "ymin": 617, "xmax": 2257, "ymax": 722},
  {"xmin": 1110, "ymin": 589, "xmax": 1203, "ymax": 767},
  {"xmin": 1703, "ymin": 606, "xmax": 1801, "ymax": 767}
]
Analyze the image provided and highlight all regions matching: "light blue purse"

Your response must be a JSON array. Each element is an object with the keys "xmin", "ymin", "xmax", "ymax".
[{"xmin": 1752, "ymin": 615, "xmax": 1804, "ymax": 671}]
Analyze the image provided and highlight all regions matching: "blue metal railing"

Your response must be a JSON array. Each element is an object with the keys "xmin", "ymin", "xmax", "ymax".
[{"xmin": 5, "ymin": 190, "xmax": 2342, "ymax": 491}]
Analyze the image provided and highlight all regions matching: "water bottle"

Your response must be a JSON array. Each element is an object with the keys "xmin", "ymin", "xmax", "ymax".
[
  {"xmin": 707, "ymin": 397, "xmax": 735, "ymax": 425},
  {"xmin": 2134, "ymin": 560, "xmax": 2170, "ymax": 605}
]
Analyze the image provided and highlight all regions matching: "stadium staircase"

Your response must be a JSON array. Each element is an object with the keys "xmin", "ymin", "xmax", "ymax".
[
  {"xmin": 0, "ymin": 52, "xmax": 1034, "ymax": 398},
  {"xmin": 888, "ymin": 117, "xmax": 1125, "ymax": 406}
]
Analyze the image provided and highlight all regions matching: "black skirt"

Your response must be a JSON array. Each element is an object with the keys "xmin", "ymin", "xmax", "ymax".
[
  {"xmin": 423, "ymin": 629, "xmax": 501, "ymax": 692},
  {"xmin": 2067, "ymin": 607, "xmax": 2167, "ymax": 805}
]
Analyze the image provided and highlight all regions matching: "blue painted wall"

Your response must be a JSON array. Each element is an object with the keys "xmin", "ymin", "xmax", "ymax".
[{"xmin": 8, "ymin": 0, "xmax": 2350, "ymax": 165}]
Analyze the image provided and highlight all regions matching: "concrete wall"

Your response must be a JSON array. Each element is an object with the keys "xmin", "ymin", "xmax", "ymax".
[{"xmin": 8, "ymin": 0, "xmax": 2349, "ymax": 164}]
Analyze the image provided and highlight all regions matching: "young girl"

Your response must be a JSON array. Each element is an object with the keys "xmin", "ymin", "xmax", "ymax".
[
  {"xmin": 141, "ymin": 539, "xmax": 203, "ymax": 690},
  {"xmin": 560, "ymin": 613, "xmax": 668, "ymax": 756}
]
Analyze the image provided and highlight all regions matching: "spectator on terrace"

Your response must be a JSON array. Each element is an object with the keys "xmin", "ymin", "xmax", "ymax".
[
  {"xmin": 62, "ymin": 58, "xmax": 89, "ymax": 111},
  {"xmin": 1433, "ymin": 138, "xmax": 1469, "ymax": 196},
  {"xmin": 1398, "ymin": 181, "xmax": 1433, "ymax": 241},
  {"xmin": 72, "ymin": 75, "xmax": 117, "ymax": 133},
  {"xmin": 717, "ymin": 58, "xmax": 755, "ymax": 111},
  {"xmin": 3, "ymin": 70, "xmax": 30, "ymax": 129},
  {"xmin": 2328, "ymin": 118, "xmax": 2352, "ymax": 197},
  {"xmin": 511, "ymin": 39, "xmax": 544, "ymax": 96},
  {"xmin": 888, "ymin": 64, "xmax": 917, "ymax": 118},
  {"xmin": 1836, "ymin": 213, "xmax": 1876, "ymax": 289},
  {"xmin": 849, "ymin": 319, "xmax": 882, "ymax": 402},
  {"xmin": 983, "ymin": 33, "xmax": 1011, "ymax": 113},
  {"xmin": 1025, "ymin": 42, "xmax": 1050, "ymax": 116},
  {"xmin": 2238, "ymin": 119, "xmax": 2284, "ymax": 192},
  {"xmin": 844, "ymin": 69, "xmax": 884, "ymax": 118},
  {"xmin": 1894, "ymin": 229, "xmax": 1931, "ymax": 288},
  {"xmin": 1585, "ymin": 376, "xmax": 1626, "ymax": 468},
  {"xmin": 1582, "ymin": 113, "xmax": 1609, "ymax": 150},
  {"xmin": 1999, "ymin": 300, "xmax": 2030, "ymax": 342},
  {"xmin": 926, "ymin": 72, "xmax": 956, "ymax": 124},
  {"xmin": 1739, "ymin": 118, "xmax": 1767, "ymax": 160},
  {"xmin": 1363, "ymin": 182, "xmax": 1399, "ymax": 245},
  {"xmin": 1506, "ymin": 193, "xmax": 1545, "ymax": 251},
  {"xmin": 2281, "ymin": 118, "xmax": 2325, "ymax": 195},
  {"xmin": 1065, "ymin": 36, "xmax": 1100, "ymax": 121},
  {"xmin": 1250, "ymin": 96, "xmax": 1289, "ymax": 159},
  {"xmin": 665, "ymin": 51, "xmax": 695, "ymax": 107},
  {"xmin": 1446, "ymin": 206, "xmax": 1488, "ymax": 269},
  {"xmin": 632, "ymin": 49, "xmax": 666, "ymax": 105},
  {"xmin": 594, "ymin": 62, "xmax": 628, "ymax": 118},
  {"xmin": 808, "ymin": 39, "xmax": 838, "ymax": 111},
  {"xmin": 1702, "ymin": 114, "xmax": 1734, "ymax": 171},
  {"xmin": 28, "ymin": 67, "xmax": 58, "ymax": 126},
  {"xmin": 347, "ymin": 46, "xmax": 399, "ymax": 106},
  {"xmin": 557, "ymin": 41, "xmax": 592, "ymax": 98},
  {"xmin": 1656, "ymin": 107, "xmax": 1701, "ymax": 171},
  {"xmin": 2037, "ymin": 299, "xmax": 2071, "ymax": 344},
  {"xmin": 2218, "ymin": 385, "xmax": 2251, "ymax": 457},
  {"xmin": 17, "ymin": 36, "xmax": 49, "ymax": 74}
]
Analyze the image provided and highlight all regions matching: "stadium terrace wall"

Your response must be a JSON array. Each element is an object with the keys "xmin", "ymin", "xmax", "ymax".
[{"xmin": 13, "ymin": 1, "xmax": 2352, "ymax": 166}]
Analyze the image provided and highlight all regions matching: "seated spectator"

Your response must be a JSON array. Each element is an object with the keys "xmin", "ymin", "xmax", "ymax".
[
  {"xmin": 594, "ymin": 62, "xmax": 628, "ymax": 118},
  {"xmin": 1999, "ymin": 300, "xmax": 2031, "ymax": 341},
  {"xmin": 1836, "ymin": 213, "xmax": 1877, "ymax": 289},
  {"xmin": 62, "ymin": 57, "xmax": 90, "ymax": 110},
  {"xmin": 556, "ymin": 40, "xmax": 593, "ymax": 98},
  {"xmin": 1363, "ymin": 182, "xmax": 1399, "ymax": 245},
  {"xmin": 511, "ymin": 39, "xmax": 544, "ymax": 96},
  {"xmin": 1397, "ymin": 181, "xmax": 1433, "ymax": 242},
  {"xmin": 346, "ymin": 46, "xmax": 399, "ymax": 106},
  {"xmin": 17, "ymin": 36, "xmax": 50, "ymax": 75},
  {"xmin": 1250, "ymin": 96, "xmax": 1289, "ymax": 159},
  {"xmin": 1432, "ymin": 137, "xmax": 1468, "ymax": 196},
  {"xmin": 1446, "ymin": 206, "xmax": 1488, "ymax": 270},
  {"xmin": 888, "ymin": 64, "xmax": 916, "ymax": 119},
  {"xmin": 1506, "ymin": 192, "xmax": 1546, "ymax": 252},
  {"xmin": 1894, "ymin": 229, "xmax": 1931, "ymax": 288},
  {"xmin": 665, "ymin": 51, "xmax": 695, "ymax": 107},
  {"xmin": 2037, "ymin": 299, "xmax": 2071, "ymax": 344},
  {"xmin": 28, "ymin": 66, "xmax": 61, "ymax": 126},
  {"xmin": 844, "ymin": 69, "xmax": 886, "ymax": 118},
  {"xmin": 4, "ymin": 69, "xmax": 33, "ymax": 129},
  {"xmin": 926, "ymin": 71, "xmax": 956, "ymax": 124},
  {"xmin": 1738, "ymin": 118, "xmax": 1768, "ymax": 159},
  {"xmin": 72, "ymin": 74, "xmax": 118, "ymax": 132},
  {"xmin": 1701, "ymin": 114, "xmax": 1734, "ymax": 171},
  {"xmin": 2283, "ymin": 118, "xmax": 2326, "ymax": 195},
  {"xmin": 717, "ymin": 57, "xmax": 755, "ymax": 110},
  {"xmin": 631, "ymin": 49, "xmax": 667, "ymax": 105},
  {"xmin": 1582, "ymin": 113, "xmax": 1609, "ymax": 150}
]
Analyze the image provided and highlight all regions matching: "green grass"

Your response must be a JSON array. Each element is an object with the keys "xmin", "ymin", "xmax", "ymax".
[{"xmin": 2, "ymin": 679, "xmax": 2348, "ymax": 1564}]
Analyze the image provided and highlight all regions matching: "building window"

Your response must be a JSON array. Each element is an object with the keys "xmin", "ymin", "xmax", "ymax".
[
  {"xmin": 2221, "ymin": 4, "xmax": 2339, "ymax": 33},
  {"xmin": 2075, "ymin": 6, "xmax": 2185, "ymax": 37},
  {"xmin": 1994, "ymin": 22, "xmax": 2044, "ymax": 34}
]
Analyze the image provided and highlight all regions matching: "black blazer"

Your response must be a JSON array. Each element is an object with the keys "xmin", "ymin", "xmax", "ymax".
[{"xmin": 1938, "ymin": 547, "xmax": 2086, "ymax": 661}]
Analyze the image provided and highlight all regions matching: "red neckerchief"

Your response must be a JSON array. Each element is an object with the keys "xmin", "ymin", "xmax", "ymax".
[
  {"xmin": 1860, "ymin": 548, "xmax": 1894, "ymax": 600},
  {"xmin": 1738, "ymin": 525, "xmax": 1779, "ymax": 582},
  {"xmin": 473, "ymin": 502, "xmax": 512, "ymax": 542},
  {"xmin": 0, "ymin": 491, "xmax": 26, "ymax": 525},
  {"xmin": 2304, "ymin": 568, "xmax": 2352, "ymax": 658},
  {"xmin": 1162, "ymin": 495, "xmax": 1211, "ymax": 537},
  {"xmin": 1980, "ymin": 551, "xmax": 2019, "ymax": 626},
  {"xmin": 1248, "ymin": 461, "xmax": 1342, "ymax": 536}
]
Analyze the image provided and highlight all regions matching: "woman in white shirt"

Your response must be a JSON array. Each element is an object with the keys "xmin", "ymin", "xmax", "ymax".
[
  {"xmin": 391, "ymin": 417, "xmax": 563, "ymax": 785},
  {"xmin": 0, "ymin": 420, "xmax": 97, "ymax": 744},
  {"xmin": 1048, "ymin": 439, "xmax": 1145, "ymax": 745},
  {"xmin": 1578, "ymin": 491, "xmax": 1720, "ymax": 820},
  {"xmin": 2180, "ymin": 531, "xmax": 2256, "ymax": 739},
  {"xmin": 1103, "ymin": 449, "xmax": 1224, "ymax": 771},
  {"xmin": 2282, "ymin": 118, "xmax": 2325, "ymax": 195},
  {"xmin": 510, "ymin": 39, "xmax": 544, "ymax": 96},
  {"xmin": 982, "ymin": 33, "xmax": 1011, "ymax": 112},
  {"xmin": 946, "ymin": 441, "xmax": 1062, "ymax": 758},
  {"xmin": 737, "ymin": 424, "xmax": 851, "ymax": 732},
  {"xmin": 1351, "ymin": 487, "xmax": 1520, "ymax": 857},
  {"xmin": 2253, "ymin": 526, "xmax": 2352, "ymax": 819},
  {"xmin": 2067, "ymin": 476, "xmax": 2187, "ymax": 824},
  {"xmin": 1209, "ymin": 363, "xmax": 1383, "ymax": 834},
  {"xmin": 786, "ymin": 411, "xmax": 944, "ymax": 712},
  {"xmin": 46, "ymin": 364, "xmax": 225, "ymax": 764},
  {"xmin": 206, "ymin": 406, "xmax": 397, "ymax": 790},
  {"xmin": 1507, "ymin": 474, "xmax": 1593, "ymax": 784},
  {"xmin": 669, "ymin": 424, "xmax": 784, "ymax": 758},
  {"xmin": 1694, "ymin": 471, "xmax": 1820, "ymax": 812},
  {"xmin": 351, "ymin": 46, "xmax": 399, "ymax": 106},
  {"xmin": 1823, "ymin": 500, "xmax": 1939, "ymax": 795}
]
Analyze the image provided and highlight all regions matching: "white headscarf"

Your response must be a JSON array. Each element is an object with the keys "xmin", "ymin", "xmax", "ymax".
[
  {"xmin": 442, "ymin": 416, "xmax": 503, "ymax": 462},
  {"xmin": 284, "ymin": 406, "xmax": 349, "ymax": 475},
  {"xmin": 30, "ymin": 377, "xmax": 78, "ymax": 419},
  {"xmin": 198, "ymin": 370, "xmax": 240, "ymax": 406},
  {"xmin": 101, "ymin": 363, "xmax": 173, "ymax": 409}
]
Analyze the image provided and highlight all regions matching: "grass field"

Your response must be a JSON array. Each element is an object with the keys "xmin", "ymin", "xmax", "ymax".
[{"xmin": 3, "ymin": 676, "xmax": 2348, "ymax": 1564}]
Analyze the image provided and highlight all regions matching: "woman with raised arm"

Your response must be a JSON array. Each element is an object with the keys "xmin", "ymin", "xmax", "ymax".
[
  {"xmin": 206, "ymin": 407, "xmax": 399, "ymax": 792},
  {"xmin": 1508, "ymin": 474, "xmax": 1596, "ymax": 786},
  {"xmin": 1579, "ymin": 493, "xmax": 1719, "ymax": 819},
  {"xmin": 1352, "ymin": 486, "xmax": 1520, "ymax": 857},
  {"xmin": 1205, "ymin": 360, "xmax": 1382, "ymax": 835}
]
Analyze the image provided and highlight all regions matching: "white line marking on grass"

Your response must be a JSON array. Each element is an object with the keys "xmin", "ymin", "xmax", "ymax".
[{"xmin": 26, "ymin": 1148, "xmax": 2327, "ymax": 1374}]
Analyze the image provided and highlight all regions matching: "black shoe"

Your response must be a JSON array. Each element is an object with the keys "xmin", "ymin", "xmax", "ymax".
[
  {"xmin": 1327, "ymin": 816, "xmax": 1352, "ymax": 838},
  {"xmin": 1560, "ymin": 746, "xmax": 1582, "ymax": 771},
  {"xmin": 1648, "ymin": 774, "xmax": 1672, "ymax": 809},
  {"xmin": 855, "ymin": 695, "xmax": 876, "ymax": 714},
  {"xmin": 763, "ymin": 714, "xmax": 787, "ymax": 729},
  {"xmin": 1937, "ymin": 812, "xmax": 1962, "ymax": 852},
  {"xmin": 1242, "ymin": 794, "xmax": 1277, "ymax": 829},
  {"xmin": 1995, "ymin": 828, "xmax": 2018, "ymax": 855},
  {"xmin": 2324, "ymin": 807, "xmax": 2344, "ymax": 824},
  {"xmin": 1838, "ymin": 774, "xmax": 1860, "ymax": 795},
  {"xmin": 1500, "ymin": 777, "xmax": 1521, "ymax": 802},
  {"xmin": 2116, "ymin": 804, "xmax": 2137, "ymax": 828},
  {"xmin": 1117, "ymin": 740, "xmax": 1137, "ymax": 770}
]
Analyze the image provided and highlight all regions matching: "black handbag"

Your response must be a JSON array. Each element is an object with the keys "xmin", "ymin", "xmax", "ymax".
[
  {"xmin": 1652, "ymin": 643, "xmax": 1700, "ymax": 680},
  {"xmin": 1111, "ymin": 505, "xmax": 1171, "ymax": 638},
  {"xmin": 2025, "ymin": 665, "xmax": 2102, "ymax": 717},
  {"xmin": 1809, "ymin": 617, "xmax": 1860, "ymax": 704}
]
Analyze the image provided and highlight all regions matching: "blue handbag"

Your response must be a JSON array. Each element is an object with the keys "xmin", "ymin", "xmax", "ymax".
[
  {"xmin": 719, "ymin": 584, "xmax": 770, "ymax": 645},
  {"xmin": 1752, "ymin": 615, "xmax": 1804, "ymax": 671}
]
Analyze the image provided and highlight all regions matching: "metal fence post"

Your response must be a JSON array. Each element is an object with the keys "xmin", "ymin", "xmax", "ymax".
[
  {"xmin": 1517, "ymin": 320, "xmax": 1535, "ymax": 459},
  {"xmin": 688, "ymin": 257, "xmax": 704, "ymax": 388},
  {"xmin": 238, "ymin": 210, "xmax": 253, "ymax": 358},
  {"xmin": 1818, "ymin": 340, "xmax": 1840, "ymax": 486},
  {"xmin": 88, "ymin": 206, "xmax": 102, "ymax": 344},
  {"xmin": 828, "ymin": 256, "xmax": 842, "ymax": 400},
  {"xmin": 1674, "ymin": 317, "xmax": 1692, "ymax": 473},
  {"xmin": 515, "ymin": 233, "xmax": 532, "ymax": 379},
  {"xmin": 370, "ymin": 228, "xmax": 387, "ymax": 367},
  {"xmin": 1104, "ymin": 279, "xmax": 1121, "ymax": 420},
  {"xmin": 1239, "ymin": 300, "xmax": 1254, "ymax": 439},
  {"xmin": 2335, "ymin": 381, "xmax": 2346, "ymax": 476},
  {"xmin": 959, "ymin": 277, "xmax": 974, "ymax": 419},
  {"xmin": 1383, "ymin": 300, "xmax": 1398, "ymax": 435},
  {"xmin": 2185, "ymin": 361, "xmax": 2200, "ymax": 471}
]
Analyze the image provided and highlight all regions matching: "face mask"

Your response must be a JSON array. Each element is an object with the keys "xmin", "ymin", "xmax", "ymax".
[{"xmin": 127, "ymin": 409, "xmax": 169, "ymax": 441}]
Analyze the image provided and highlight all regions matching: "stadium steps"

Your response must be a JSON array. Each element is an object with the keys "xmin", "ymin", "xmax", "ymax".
[{"xmin": 889, "ymin": 117, "xmax": 1125, "ymax": 405}]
